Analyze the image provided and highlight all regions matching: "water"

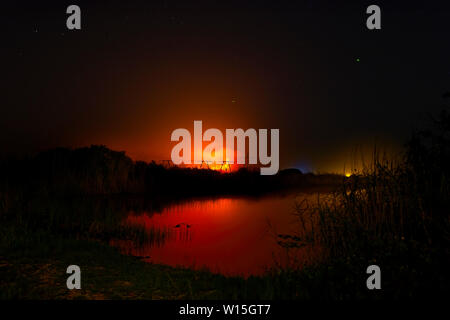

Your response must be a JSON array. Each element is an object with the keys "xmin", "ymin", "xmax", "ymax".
[{"xmin": 110, "ymin": 192, "xmax": 325, "ymax": 277}]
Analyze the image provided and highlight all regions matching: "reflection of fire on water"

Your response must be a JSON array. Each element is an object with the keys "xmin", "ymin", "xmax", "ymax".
[
  {"xmin": 173, "ymin": 223, "xmax": 193, "ymax": 242},
  {"xmin": 110, "ymin": 223, "xmax": 192, "ymax": 258}
]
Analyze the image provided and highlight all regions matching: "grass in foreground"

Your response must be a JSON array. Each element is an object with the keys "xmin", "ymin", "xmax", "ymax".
[
  {"xmin": 0, "ymin": 235, "xmax": 319, "ymax": 300},
  {"xmin": 2, "ymin": 228, "xmax": 442, "ymax": 300},
  {"xmin": 1, "ymin": 99, "xmax": 449, "ymax": 300}
]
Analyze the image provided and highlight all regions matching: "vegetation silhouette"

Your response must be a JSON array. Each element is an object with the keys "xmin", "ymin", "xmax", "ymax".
[
  {"xmin": 0, "ymin": 144, "xmax": 341, "ymax": 199},
  {"xmin": 1, "ymin": 94, "xmax": 448, "ymax": 299},
  {"xmin": 277, "ymin": 93, "xmax": 450, "ymax": 299}
]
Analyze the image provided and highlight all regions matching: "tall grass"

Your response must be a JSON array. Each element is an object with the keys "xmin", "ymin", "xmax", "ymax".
[
  {"xmin": 0, "ymin": 196, "xmax": 171, "ymax": 253},
  {"xmin": 290, "ymin": 150, "xmax": 445, "ymax": 257},
  {"xmin": 276, "ymin": 103, "xmax": 450, "ymax": 297}
]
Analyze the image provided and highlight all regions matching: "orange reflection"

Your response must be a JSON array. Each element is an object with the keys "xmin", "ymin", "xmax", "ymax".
[{"xmin": 111, "ymin": 195, "xmax": 323, "ymax": 277}]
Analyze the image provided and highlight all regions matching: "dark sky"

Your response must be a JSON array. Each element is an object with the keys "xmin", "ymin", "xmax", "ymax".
[{"xmin": 1, "ymin": 0, "xmax": 450, "ymax": 173}]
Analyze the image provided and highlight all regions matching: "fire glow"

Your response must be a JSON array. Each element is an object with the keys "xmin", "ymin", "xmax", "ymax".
[{"xmin": 171, "ymin": 121, "xmax": 280, "ymax": 175}]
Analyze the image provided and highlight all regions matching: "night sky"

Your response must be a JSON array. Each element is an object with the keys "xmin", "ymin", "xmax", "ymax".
[{"xmin": 1, "ymin": 1, "xmax": 450, "ymax": 173}]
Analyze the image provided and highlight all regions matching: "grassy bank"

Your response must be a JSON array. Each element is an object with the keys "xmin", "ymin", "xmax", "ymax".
[
  {"xmin": 0, "ymin": 232, "xmax": 349, "ymax": 300},
  {"xmin": 1, "ymin": 103, "xmax": 449, "ymax": 300},
  {"xmin": 1, "ymin": 237, "xmax": 253, "ymax": 300},
  {"xmin": 1, "ymin": 211, "xmax": 446, "ymax": 300},
  {"xmin": 1, "ymin": 154, "xmax": 448, "ymax": 299},
  {"xmin": 278, "ymin": 130, "xmax": 450, "ymax": 298}
]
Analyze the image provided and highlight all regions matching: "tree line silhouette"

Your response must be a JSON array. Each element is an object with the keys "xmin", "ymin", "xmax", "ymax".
[{"xmin": 0, "ymin": 145, "xmax": 341, "ymax": 199}]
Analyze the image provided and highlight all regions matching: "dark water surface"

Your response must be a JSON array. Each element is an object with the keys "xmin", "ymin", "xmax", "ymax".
[{"xmin": 110, "ymin": 192, "xmax": 325, "ymax": 276}]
